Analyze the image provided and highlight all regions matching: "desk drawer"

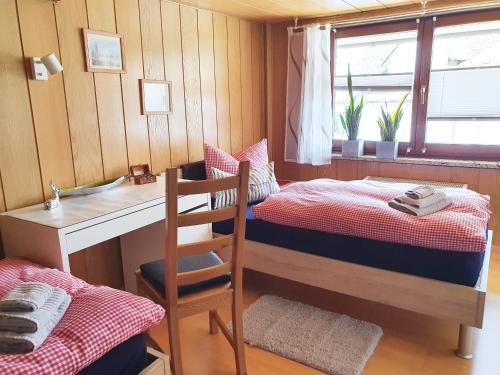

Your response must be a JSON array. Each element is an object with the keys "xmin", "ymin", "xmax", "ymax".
[{"xmin": 64, "ymin": 193, "xmax": 209, "ymax": 254}]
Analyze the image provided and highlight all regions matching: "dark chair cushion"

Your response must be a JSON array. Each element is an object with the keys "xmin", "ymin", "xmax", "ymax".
[
  {"xmin": 140, "ymin": 251, "xmax": 231, "ymax": 297},
  {"xmin": 180, "ymin": 160, "xmax": 206, "ymax": 181}
]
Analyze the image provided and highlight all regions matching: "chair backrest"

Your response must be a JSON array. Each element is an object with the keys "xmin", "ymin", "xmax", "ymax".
[{"xmin": 163, "ymin": 160, "xmax": 250, "ymax": 303}]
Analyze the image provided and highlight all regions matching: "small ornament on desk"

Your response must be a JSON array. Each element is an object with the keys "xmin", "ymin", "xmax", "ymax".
[
  {"xmin": 44, "ymin": 180, "xmax": 61, "ymax": 210},
  {"xmin": 129, "ymin": 164, "xmax": 157, "ymax": 185}
]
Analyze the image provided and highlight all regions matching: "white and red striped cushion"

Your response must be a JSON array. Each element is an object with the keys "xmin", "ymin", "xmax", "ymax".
[
  {"xmin": 0, "ymin": 259, "xmax": 165, "ymax": 375},
  {"xmin": 252, "ymin": 179, "xmax": 491, "ymax": 252},
  {"xmin": 204, "ymin": 139, "xmax": 268, "ymax": 179}
]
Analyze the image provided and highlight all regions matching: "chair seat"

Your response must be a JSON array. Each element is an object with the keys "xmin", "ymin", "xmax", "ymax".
[{"xmin": 140, "ymin": 251, "xmax": 231, "ymax": 297}]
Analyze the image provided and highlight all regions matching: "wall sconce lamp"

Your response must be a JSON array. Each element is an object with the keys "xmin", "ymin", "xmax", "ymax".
[{"xmin": 30, "ymin": 53, "xmax": 64, "ymax": 81}]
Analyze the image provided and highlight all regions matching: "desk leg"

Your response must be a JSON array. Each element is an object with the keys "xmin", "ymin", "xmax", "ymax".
[{"xmin": 1, "ymin": 218, "xmax": 70, "ymax": 272}]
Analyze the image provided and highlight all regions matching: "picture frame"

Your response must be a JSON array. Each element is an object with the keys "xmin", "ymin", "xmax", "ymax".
[
  {"xmin": 140, "ymin": 79, "xmax": 173, "ymax": 115},
  {"xmin": 83, "ymin": 29, "xmax": 126, "ymax": 73}
]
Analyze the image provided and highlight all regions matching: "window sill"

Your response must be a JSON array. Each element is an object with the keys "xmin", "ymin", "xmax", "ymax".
[{"xmin": 331, "ymin": 153, "xmax": 500, "ymax": 170}]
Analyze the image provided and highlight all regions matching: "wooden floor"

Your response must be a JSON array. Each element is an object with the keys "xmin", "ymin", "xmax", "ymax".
[{"xmin": 149, "ymin": 246, "xmax": 500, "ymax": 375}]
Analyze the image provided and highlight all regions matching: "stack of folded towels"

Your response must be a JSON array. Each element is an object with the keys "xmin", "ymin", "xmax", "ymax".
[
  {"xmin": 389, "ymin": 185, "xmax": 452, "ymax": 216},
  {"xmin": 0, "ymin": 282, "xmax": 71, "ymax": 354}
]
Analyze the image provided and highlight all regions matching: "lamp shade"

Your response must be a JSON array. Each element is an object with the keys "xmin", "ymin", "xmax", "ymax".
[{"xmin": 41, "ymin": 53, "xmax": 63, "ymax": 74}]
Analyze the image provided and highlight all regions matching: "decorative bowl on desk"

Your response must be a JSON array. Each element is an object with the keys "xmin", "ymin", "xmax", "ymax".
[
  {"xmin": 44, "ymin": 175, "xmax": 128, "ymax": 210},
  {"xmin": 59, "ymin": 176, "xmax": 128, "ymax": 197}
]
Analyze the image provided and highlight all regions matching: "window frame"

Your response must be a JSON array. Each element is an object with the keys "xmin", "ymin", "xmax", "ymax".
[{"xmin": 331, "ymin": 9, "xmax": 500, "ymax": 161}]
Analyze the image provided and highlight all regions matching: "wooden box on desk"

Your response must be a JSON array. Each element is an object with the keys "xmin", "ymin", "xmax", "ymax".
[{"xmin": 130, "ymin": 164, "xmax": 157, "ymax": 185}]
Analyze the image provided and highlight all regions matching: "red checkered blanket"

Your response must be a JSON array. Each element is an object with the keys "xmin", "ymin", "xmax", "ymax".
[
  {"xmin": 0, "ymin": 259, "xmax": 164, "ymax": 374},
  {"xmin": 252, "ymin": 179, "xmax": 491, "ymax": 252}
]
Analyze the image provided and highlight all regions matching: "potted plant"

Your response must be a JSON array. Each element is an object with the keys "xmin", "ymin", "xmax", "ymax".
[
  {"xmin": 340, "ymin": 65, "xmax": 364, "ymax": 157},
  {"xmin": 376, "ymin": 92, "xmax": 410, "ymax": 160}
]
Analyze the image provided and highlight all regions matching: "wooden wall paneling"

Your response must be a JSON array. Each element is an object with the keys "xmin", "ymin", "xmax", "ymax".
[
  {"xmin": 317, "ymin": 163, "xmax": 336, "ymax": 179},
  {"xmin": 67, "ymin": 0, "xmax": 125, "ymax": 288},
  {"xmin": 68, "ymin": 251, "xmax": 88, "ymax": 281},
  {"xmin": 0, "ymin": 0, "xmax": 44, "ymax": 210},
  {"xmin": 356, "ymin": 160, "xmax": 379, "ymax": 179},
  {"xmin": 335, "ymin": 160, "xmax": 359, "ymax": 181},
  {"xmin": 54, "ymin": 0, "xmax": 104, "ymax": 185},
  {"xmin": 265, "ymin": 24, "xmax": 274, "ymax": 159},
  {"xmin": 212, "ymin": 13, "xmax": 232, "ymax": 153},
  {"xmin": 252, "ymin": 23, "xmax": 265, "ymax": 142},
  {"xmin": 16, "ymin": 0, "xmax": 75, "ymax": 197},
  {"xmin": 86, "ymin": 0, "xmax": 128, "ymax": 179},
  {"xmin": 180, "ymin": 6, "xmax": 205, "ymax": 162},
  {"xmin": 139, "ymin": 0, "xmax": 171, "ymax": 173},
  {"xmin": 84, "ymin": 239, "xmax": 124, "ymax": 289},
  {"xmin": 453, "ymin": 167, "xmax": 480, "ymax": 191},
  {"xmin": 271, "ymin": 23, "xmax": 288, "ymax": 177},
  {"xmin": 115, "ymin": 0, "xmax": 151, "ymax": 167},
  {"xmin": 240, "ymin": 20, "xmax": 254, "ymax": 148},
  {"xmin": 161, "ymin": 1, "xmax": 189, "ymax": 166},
  {"xmin": 297, "ymin": 164, "xmax": 319, "ymax": 181},
  {"xmin": 227, "ymin": 16, "xmax": 243, "ymax": 153},
  {"xmin": 0, "ymin": 172, "xmax": 5, "ymax": 213},
  {"xmin": 197, "ymin": 9, "xmax": 218, "ymax": 148},
  {"xmin": 76, "ymin": 0, "xmax": 127, "ymax": 286},
  {"xmin": 377, "ymin": 162, "xmax": 415, "ymax": 180}
]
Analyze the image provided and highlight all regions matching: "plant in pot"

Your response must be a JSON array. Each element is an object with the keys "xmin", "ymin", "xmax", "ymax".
[
  {"xmin": 376, "ymin": 92, "xmax": 410, "ymax": 160},
  {"xmin": 340, "ymin": 65, "xmax": 364, "ymax": 157}
]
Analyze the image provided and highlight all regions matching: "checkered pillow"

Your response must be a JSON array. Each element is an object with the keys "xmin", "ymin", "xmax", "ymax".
[
  {"xmin": 204, "ymin": 139, "xmax": 268, "ymax": 179},
  {"xmin": 212, "ymin": 162, "xmax": 280, "ymax": 209}
]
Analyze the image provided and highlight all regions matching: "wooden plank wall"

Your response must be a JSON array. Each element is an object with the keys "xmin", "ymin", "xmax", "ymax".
[
  {"xmin": 0, "ymin": 0, "xmax": 266, "ymax": 282},
  {"xmin": 268, "ymin": 23, "xmax": 500, "ymax": 246}
]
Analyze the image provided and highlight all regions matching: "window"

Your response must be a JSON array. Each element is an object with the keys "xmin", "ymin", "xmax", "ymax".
[
  {"xmin": 334, "ymin": 29, "xmax": 417, "ymax": 142},
  {"xmin": 332, "ymin": 10, "xmax": 500, "ymax": 160},
  {"xmin": 425, "ymin": 20, "xmax": 500, "ymax": 146}
]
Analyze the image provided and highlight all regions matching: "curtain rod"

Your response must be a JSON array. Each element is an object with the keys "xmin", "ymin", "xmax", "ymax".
[{"xmin": 293, "ymin": 1, "xmax": 500, "ymax": 30}]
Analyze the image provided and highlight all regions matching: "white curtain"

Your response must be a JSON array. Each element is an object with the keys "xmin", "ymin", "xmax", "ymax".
[{"xmin": 285, "ymin": 24, "xmax": 333, "ymax": 166}]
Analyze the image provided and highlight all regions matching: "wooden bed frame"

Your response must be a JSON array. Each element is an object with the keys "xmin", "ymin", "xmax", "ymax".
[
  {"xmin": 182, "ymin": 162, "xmax": 491, "ymax": 359},
  {"xmin": 219, "ymin": 230, "xmax": 492, "ymax": 359}
]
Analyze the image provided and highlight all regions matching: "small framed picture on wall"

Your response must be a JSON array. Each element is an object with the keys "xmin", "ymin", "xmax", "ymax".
[
  {"xmin": 83, "ymin": 29, "xmax": 126, "ymax": 73},
  {"xmin": 140, "ymin": 79, "xmax": 173, "ymax": 115}
]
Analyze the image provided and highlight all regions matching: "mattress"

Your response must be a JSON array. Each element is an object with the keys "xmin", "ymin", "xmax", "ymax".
[
  {"xmin": 213, "ymin": 206, "xmax": 486, "ymax": 287},
  {"xmin": 78, "ymin": 334, "xmax": 147, "ymax": 375}
]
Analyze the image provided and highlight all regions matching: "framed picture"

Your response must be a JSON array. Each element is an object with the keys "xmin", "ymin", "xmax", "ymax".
[
  {"xmin": 140, "ymin": 79, "xmax": 173, "ymax": 115},
  {"xmin": 83, "ymin": 29, "xmax": 126, "ymax": 73}
]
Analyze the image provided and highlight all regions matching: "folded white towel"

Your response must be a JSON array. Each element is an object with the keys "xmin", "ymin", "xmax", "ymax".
[
  {"xmin": 0, "ymin": 287, "xmax": 69, "ymax": 333},
  {"xmin": 405, "ymin": 185, "xmax": 435, "ymax": 200},
  {"xmin": 0, "ymin": 294, "xmax": 71, "ymax": 354},
  {"xmin": 389, "ymin": 196, "xmax": 452, "ymax": 217},
  {"xmin": 395, "ymin": 191, "xmax": 447, "ymax": 209},
  {"xmin": 0, "ymin": 283, "xmax": 55, "ymax": 312}
]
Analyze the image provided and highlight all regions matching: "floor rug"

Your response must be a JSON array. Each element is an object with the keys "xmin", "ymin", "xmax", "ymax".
[{"xmin": 232, "ymin": 295, "xmax": 383, "ymax": 375}]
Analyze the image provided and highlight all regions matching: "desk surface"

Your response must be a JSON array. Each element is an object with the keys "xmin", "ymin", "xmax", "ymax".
[{"xmin": 1, "ymin": 176, "xmax": 172, "ymax": 229}]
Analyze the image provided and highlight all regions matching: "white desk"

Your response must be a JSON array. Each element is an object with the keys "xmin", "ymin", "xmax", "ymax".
[{"xmin": 0, "ymin": 176, "xmax": 211, "ymax": 293}]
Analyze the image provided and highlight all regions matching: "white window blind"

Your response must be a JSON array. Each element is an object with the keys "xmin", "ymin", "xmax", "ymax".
[{"xmin": 427, "ymin": 67, "xmax": 500, "ymax": 119}]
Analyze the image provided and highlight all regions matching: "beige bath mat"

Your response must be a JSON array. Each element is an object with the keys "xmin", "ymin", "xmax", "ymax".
[{"xmin": 232, "ymin": 295, "xmax": 382, "ymax": 375}]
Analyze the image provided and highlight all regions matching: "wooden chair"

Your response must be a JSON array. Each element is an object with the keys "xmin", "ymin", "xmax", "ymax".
[{"xmin": 135, "ymin": 160, "xmax": 250, "ymax": 375}]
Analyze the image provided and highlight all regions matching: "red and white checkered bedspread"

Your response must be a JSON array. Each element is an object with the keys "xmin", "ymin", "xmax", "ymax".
[
  {"xmin": 252, "ymin": 179, "xmax": 491, "ymax": 252},
  {"xmin": 0, "ymin": 259, "xmax": 165, "ymax": 375}
]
